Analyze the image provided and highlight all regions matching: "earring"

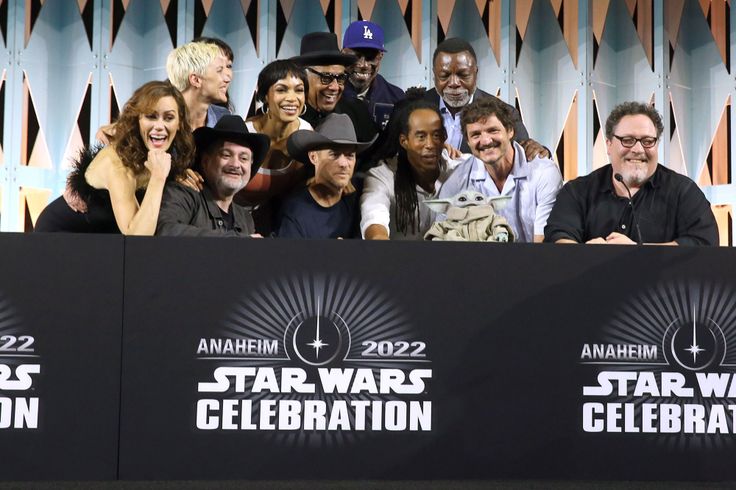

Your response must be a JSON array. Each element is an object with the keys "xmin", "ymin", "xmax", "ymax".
[{"xmin": 300, "ymin": 104, "xmax": 307, "ymax": 116}]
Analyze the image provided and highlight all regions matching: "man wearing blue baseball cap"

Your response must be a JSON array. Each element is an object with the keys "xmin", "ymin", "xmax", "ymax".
[{"xmin": 342, "ymin": 21, "xmax": 405, "ymax": 128}]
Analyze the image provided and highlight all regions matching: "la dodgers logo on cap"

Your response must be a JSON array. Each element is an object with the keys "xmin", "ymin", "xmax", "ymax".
[{"xmin": 343, "ymin": 21, "xmax": 387, "ymax": 52}]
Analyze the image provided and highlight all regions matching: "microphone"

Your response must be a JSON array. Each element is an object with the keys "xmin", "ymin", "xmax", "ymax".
[{"xmin": 614, "ymin": 173, "xmax": 642, "ymax": 244}]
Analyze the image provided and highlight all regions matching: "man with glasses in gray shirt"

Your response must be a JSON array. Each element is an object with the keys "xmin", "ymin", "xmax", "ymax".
[{"xmin": 544, "ymin": 101, "xmax": 718, "ymax": 246}]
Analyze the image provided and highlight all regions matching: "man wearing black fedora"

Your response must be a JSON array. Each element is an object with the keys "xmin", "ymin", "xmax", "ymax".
[
  {"xmin": 276, "ymin": 113, "xmax": 376, "ymax": 239},
  {"xmin": 292, "ymin": 32, "xmax": 379, "ymax": 168},
  {"xmin": 156, "ymin": 115, "xmax": 270, "ymax": 236}
]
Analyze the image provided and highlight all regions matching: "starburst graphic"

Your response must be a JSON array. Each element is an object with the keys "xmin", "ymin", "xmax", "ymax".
[
  {"xmin": 685, "ymin": 306, "xmax": 705, "ymax": 363},
  {"xmin": 218, "ymin": 273, "xmax": 422, "ymax": 448},
  {"xmin": 306, "ymin": 300, "xmax": 328, "ymax": 359},
  {"xmin": 594, "ymin": 281, "xmax": 736, "ymax": 449}
]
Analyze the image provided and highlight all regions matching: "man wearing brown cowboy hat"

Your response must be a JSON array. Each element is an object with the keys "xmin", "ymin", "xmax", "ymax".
[
  {"xmin": 292, "ymin": 32, "xmax": 378, "ymax": 165},
  {"xmin": 276, "ymin": 113, "xmax": 376, "ymax": 238},
  {"xmin": 156, "ymin": 115, "xmax": 270, "ymax": 236}
]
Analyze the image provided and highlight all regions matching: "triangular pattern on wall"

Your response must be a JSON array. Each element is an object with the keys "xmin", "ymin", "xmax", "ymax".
[
  {"xmin": 110, "ymin": 79, "xmax": 120, "ymax": 122},
  {"xmin": 111, "ymin": 0, "xmax": 127, "ymax": 48},
  {"xmin": 556, "ymin": 92, "xmax": 578, "ymax": 181},
  {"xmin": 163, "ymin": 0, "xmax": 177, "ymax": 47},
  {"xmin": 194, "ymin": 0, "xmax": 207, "ymax": 38},
  {"xmin": 707, "ymin": 0, "xmax": 729, "ymax": 70},
  {"xmin": 20, "ymin": 187, "xmax": 50, "ymax": 231},
  {"xmin": 244, "ymin": 0, "xmax": 258, "ymax": 55},
  {"xmin": 516, "ymin": 0, "xmax": 532, "ymax": 40},
  {"xmin": 22, "ymin": 75, "xmax": 39, "ymax": 166},
  {"xmin": 699, "ymin": 99, "xmax": 730, "ymax": 186},
  {"xmin": 667, "ymin": 95, "xmax": 687, "ymax": 176},
  {"xmin": 712, "ymin": 205, "xmax": 732, "ymax": 246},
  {"xmin": 591, "ymin": 95, "xmax": 608, "ymax": 170},
  {"xmin": 275, "ymin": 0, "xmax": 288, "ymax": 55},
  {"xmin": 80, "ymin": 0, "xmax": 94, "ymax": 49},
  {"xmin": 64, "ymin": 80, "xmax": 92, "ymax": 167},
  {"xmin": 0, "ymin": 0, "xmax": 7, "ymax": 47},
  {"xmin": 400, "ymin": 1, "xmax": 420, "ymax": 60},
  {"xmin": 25, "ymin": 0, "xmax": 43, "ymax": 47},
  {"xmin": 245, "ymin": 89, "xmax": 258, "ymax": 119},
  {"xmin": 357, "ymin": 0, "xmax": 375, "ymax": 21},
  {"xmin": 323, "ymin": 0, "xmax": 335, "ymax": 34},
  {"xmin": 436, "ymin": 0, "xmax": 455, "ymax": 43},
  {"xmin": 0, "ymin": 74, "xmax": 5, "ymax": 160}
]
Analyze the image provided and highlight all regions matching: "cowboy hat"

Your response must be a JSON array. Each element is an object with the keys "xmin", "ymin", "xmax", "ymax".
[
  {"xmin": 287, "ymin": 113, "xmax": 377, "ymax": 164},
  {"xmin": 291, "ymin": 32, "xmax": 357, "ymax": 67},
  {"xmin": 193, "ymin": 115, "xmax": 271, "ymax": 172}
]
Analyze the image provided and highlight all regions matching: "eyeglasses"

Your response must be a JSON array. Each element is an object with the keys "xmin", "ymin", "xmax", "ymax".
[
  {"xmin": 343, "ymin": 48, "xmax": 383, "ymax": 63},
  {"xmin": 306, "ymin": 67, "xmax": 348, "ymax": 86},
  {"xmin": 612, "ymin": 135, "xmax": 658, "ymax": 149}
]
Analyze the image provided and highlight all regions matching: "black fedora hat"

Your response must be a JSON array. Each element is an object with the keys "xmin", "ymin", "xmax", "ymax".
[
  {"xmin": 193, "ymin": 115, "xmax": 271, "ymax": 172},
  {"xmin": 287, "ymin": 113, "xmax": 376, "ymax": 164},
  {"xmin": 291, "ymin": 32, "xmax": 357, "ymax": 67}
]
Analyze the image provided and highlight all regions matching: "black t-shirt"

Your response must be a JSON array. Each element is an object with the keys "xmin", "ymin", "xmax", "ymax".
[{"xmin": 276, "ymin": 186, "xmax": 359, "ymax": 239}]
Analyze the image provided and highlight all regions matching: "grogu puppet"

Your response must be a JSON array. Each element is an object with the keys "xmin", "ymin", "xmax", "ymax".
[{"xmin": 423, "ymin": 190, "xmax": 515, "ymax": 242}]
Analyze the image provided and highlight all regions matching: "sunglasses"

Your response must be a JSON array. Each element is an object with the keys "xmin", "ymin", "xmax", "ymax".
[
  {"xmin": 306, "ymin": 68, "xmax": 349, "ymax": 86},
  {"xmin": 343, "ymin": 48, "xmax": 383, "ymax": 63}
]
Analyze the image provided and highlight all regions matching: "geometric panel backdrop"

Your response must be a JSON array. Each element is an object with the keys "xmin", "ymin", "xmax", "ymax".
[{"xmin": 1, "ymin": 0, "xmax": 734, "ymax": 245}]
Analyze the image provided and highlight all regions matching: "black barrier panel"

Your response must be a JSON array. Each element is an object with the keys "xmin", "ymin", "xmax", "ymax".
[
  {"xmin": 0, "ymin": 233, "xmax": 123, "ymax": 480},
  {"xmin": 119, "ymin": 238, "xmax": 736, "ymax": 480}
]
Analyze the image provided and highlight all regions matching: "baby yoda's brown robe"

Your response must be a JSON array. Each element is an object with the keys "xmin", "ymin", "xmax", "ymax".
[{"xmin": 424, "ymin": 205, "xmax": 515, "ymax": 242}]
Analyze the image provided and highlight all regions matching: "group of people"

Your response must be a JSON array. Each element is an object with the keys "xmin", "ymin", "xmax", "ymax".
[{"xmin": 34, "ymin": 21, "xmax": 719, "ymax": 246}]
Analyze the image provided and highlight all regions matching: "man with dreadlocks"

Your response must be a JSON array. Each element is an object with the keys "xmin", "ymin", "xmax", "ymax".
[{"xmin": 360, "ymin": 89, "xmax": 458, "ymax": 240}]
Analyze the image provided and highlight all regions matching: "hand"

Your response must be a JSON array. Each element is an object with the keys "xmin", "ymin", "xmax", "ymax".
[
  {"xmin": 443, "ymin": 142, "xmax": 462, "ymax": 160},
  {"xmin": 605, "ymin": 232, "xmax": 636, "ymax": 245},
  {"xmin": 95, "ymin": 123, "xmax": 116, "ymax": 145},
  {"xmin": 249, "ymin": 233, "xmax": 263, "ymax": 238},
  {"xmin": 145, "ymin": 150, "xmax": 172, "ymax": 181},
  {"xmin": 178, "ymin": 169, "xmax": 204, "ymax": 191},
  {"xmin": 62, "ymin": 186, "xmax": 87, "ymax": 213},
  {"xmin": 585, "ymin": 237, "xmax": 607, "ymax": 244},
  {"xmin": 519, "ymin": 139, "xmax": 550, "ymax": 160}
]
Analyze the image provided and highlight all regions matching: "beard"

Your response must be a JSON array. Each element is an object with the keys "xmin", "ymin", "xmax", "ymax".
[
  {"xmin": 441, "ymin": 88, "xmax": 471, "ymax": 108},
  {"xmin": 619, "ymin": 164, "xmax": 651, "ymax": 187},
  {"xmin": 349, "ymin": 69, "xmax": 374, "ymax": 92}
]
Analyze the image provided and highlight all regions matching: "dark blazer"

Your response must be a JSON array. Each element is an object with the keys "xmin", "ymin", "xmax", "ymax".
[{"xmin": 423, "ymin": 88, "xmax": 529, "ymax": 153}]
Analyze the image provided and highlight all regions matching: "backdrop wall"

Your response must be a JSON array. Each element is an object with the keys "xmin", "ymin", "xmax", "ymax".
[{"xmin": 0, "ymin": 0, "xmax": 733, "ymax": 244}]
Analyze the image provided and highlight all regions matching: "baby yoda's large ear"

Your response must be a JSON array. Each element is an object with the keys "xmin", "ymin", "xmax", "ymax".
[
  {"xmin": 423, "ymin": 198, "xmax": 452, "ymax": 214},
  {"xmin": 487, "ymin": 195, "xmax": 512, "ymax": 211}
]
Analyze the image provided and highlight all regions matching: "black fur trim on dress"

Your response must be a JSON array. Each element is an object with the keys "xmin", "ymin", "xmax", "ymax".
[{"xmin": 67, "ymin": 145, "xmax": 106, "ymax": 206}]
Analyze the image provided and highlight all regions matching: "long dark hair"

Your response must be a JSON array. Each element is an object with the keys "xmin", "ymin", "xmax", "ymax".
[{"xmin": 371, "ymin": 88, "xmax": 446, "ymax": 234}]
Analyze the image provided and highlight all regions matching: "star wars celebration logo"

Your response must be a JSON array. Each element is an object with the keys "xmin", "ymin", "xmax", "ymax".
[
  {"xmin": 579, "ymin": 282, "xmax": 736, "ymax": 442},
  {"xmin": 194, "ymin": 274, "xmax": 432, "ymax": 444},
  {"xmin": 0, "ymin": 292, "xmax": 40, "ymax": 430}
]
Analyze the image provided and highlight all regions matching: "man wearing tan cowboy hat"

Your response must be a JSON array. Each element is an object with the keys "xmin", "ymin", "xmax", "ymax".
[
  {"xmin": 276, "ymin": 113, "xmax": 376, "ymax": 239},
  {"xmin": 156, "ymin": 115, "xmax": 270, "ymax": 236},
  {"xmin": 292, "ymin": 32, "xmax": 378, "ymax": 164}
]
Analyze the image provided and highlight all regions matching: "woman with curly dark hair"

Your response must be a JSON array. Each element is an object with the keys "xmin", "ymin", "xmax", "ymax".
[{"xmin": 36, "ymin": 80, "xmax": 195, "ymax": 235}]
